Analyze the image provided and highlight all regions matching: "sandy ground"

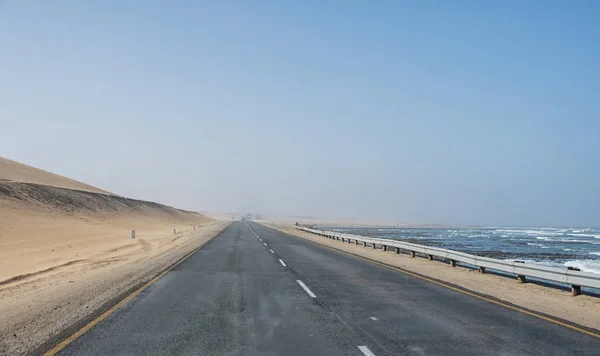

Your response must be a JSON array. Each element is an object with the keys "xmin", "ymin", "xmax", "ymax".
[
  {"xmin": 0, "ymin": 215, "xmax": 230, "ymax": 355},
  {"xmin": 0, "ymin": 157, "xmax": 233, "ymax": 355},
  {"xmin": 0, "ymin": 195, "xmax": 210, "ymax": 282},
  {"xmin": 263, "ymin": 222, "xmax": 600, "ymax": 332},
  {"xmin": 0, "ymin": 157, "xmax": 114, "ymax": 195}
]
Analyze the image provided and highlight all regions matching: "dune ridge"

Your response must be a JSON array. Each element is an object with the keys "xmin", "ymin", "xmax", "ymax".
[{"xmin": 0, "ymin": 156, "xmax": 228, "ymax": 355}]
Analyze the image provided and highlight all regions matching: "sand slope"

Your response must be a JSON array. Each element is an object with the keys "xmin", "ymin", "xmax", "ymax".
[
  {"xmin": 0, "ymin": 157, "xmax": 227, "ymax": 355},
  {"xmin": 0, "ymin": 156, "xmax": 114, "ymax": 195},
  {"xmin": 0, "ymin": 181, "xmax": 209, "ymax": 282}
]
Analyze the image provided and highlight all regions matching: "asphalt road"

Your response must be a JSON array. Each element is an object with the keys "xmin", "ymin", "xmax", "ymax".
[{"xmin": 57, "ymin": 221, "xmax": 600, "ymax": 355}]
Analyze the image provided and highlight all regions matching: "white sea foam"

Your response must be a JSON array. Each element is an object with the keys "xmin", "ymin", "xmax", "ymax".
[
  {"xmin": 526, "ymin": 230, "xmax": 548, "ymax": 235},
  {"xmin": 527, "ymin": 243, "xmax": 544, "ymax": 247},
  {"xmin": 570, "ymin": 233, "xmax": 600, "ymax": 239},
  {"xmin": 564, "ymin": 260, "xmax": 600, "ymax": 274},
  {"xmin": 535, "ymin": 236, "xmax": 553, "ymax": 241},
  {"xmin": 589, "ymin": 252, "xmax": 600, "ymax": 256},
  {"xmin": 560, "ymin": 239, "xmax": 594, "ymax": 243}
]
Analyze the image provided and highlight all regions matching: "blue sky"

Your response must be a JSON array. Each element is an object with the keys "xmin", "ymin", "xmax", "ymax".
[{"xmin": 1, "ymin": 1, "xmax": 599, "ymax": 226}]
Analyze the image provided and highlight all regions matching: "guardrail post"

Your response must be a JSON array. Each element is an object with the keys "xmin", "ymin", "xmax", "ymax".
[
  {"xmin": 341, "ymin": 238, "xmax": 345, "ymax": 242},
  {"xmin": 571, "ymin": 285, "xmax": 581, "ymax": 296},
  {"xmin": 410, "ymin": 251, "xmax": 416, "ymax": 258},
  {"xmin": 363, "ymin": 242, "xmax": 366, "ymax": 247},
  {"xmin": 383, "ymin": 245, "xmax": 387, "ymax": 252},
  {"xmin": 479, "ymin": 267, "xmax": 486, "ymax": 274},
  {"xmin": 130, "ymin": 230, "xmax": 135, "ymax": 239},
  {"xmin": 450, "ymin": 259, "xmax": 456, "ymax": 267},
  {"xmin": 517, "ymin": 275, "xmax": 526, "ymax": 283},
  {"xmin": 428, "ymin": 255, "xmax": 433, "ymax": 260},
  {"xmin": 395, "ymin": 247, "xmax": 400, "ymax": 254},
  {"xmin": 354, "ymin": 240, "xmax": 358, "ymax": 245},
  {"xmin": 372, "ymin": 243, "xmax": 376, "ymax": 249}
]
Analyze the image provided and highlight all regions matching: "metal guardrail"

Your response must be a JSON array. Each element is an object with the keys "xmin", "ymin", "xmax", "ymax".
[{"xmin": 296, "ymin": 226, "xmax": 600, "ymax": 296}]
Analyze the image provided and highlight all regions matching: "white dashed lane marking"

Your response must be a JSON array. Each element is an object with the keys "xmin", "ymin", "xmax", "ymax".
[
  {"xmin": 279, "ymin": 259, "xmax": 287, "ymax": 267},
  {"xmin": 296, "ymin": 280, "xmax": 316, "ymax": 298},
  {"xmin": 358, "ymin": 346, "xmax": 376, "ymax": 356}
]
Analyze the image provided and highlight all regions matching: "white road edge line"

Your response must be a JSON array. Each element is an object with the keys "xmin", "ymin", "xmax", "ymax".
[
  {"xmin": 279, "ymin": 259, "xmax": 287, "ymax": 267},
  {"xmin": 358, "ymin": 346, "xmax": 376, "ymax": 356},
  {"xmin": 263, "ymin": 242, "xmax": 267, "ymax": 246},
  {"xmin": 296, "ymin": 279, "xmax": 316, "ymax": 298},
  {"xmin": 270, "ymin": 249, "xmax": 275, "ymax": 254}
]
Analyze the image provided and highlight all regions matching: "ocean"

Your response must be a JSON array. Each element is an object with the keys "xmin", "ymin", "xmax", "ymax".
[{"xmin": 327, "ymin": 226, "xmax": 600, "ymax": 274}]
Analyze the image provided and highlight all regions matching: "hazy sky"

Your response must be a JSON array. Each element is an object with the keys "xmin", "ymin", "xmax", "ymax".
[{"xmin": 1, "ymin": 1, "xmax": 599, "ymax": 226}]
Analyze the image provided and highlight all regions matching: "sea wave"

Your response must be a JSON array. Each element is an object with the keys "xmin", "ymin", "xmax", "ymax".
[
  {"xmin": 560, "ymin": 239, "xmax": 596, "ymax": 243},
  {"xmin": 570, "ymin": 233, "xmax": 600, "ymax": 239},
  {"xmin": 527, "ymin": 243, "xmax": 545, "ymax": 247},
  {"xmin": 564, "ymin": 260, "xmax": 600, "ymax": 274}
]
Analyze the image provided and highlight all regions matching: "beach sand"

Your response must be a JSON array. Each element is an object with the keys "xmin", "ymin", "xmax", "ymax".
[{"xmin": 263, "ymin": 222, "xmax": 600, "ymax": 333}]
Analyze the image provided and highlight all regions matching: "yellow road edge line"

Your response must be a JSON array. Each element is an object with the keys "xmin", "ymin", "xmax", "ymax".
[
  {"xmin": 275, "ymin": 228, "xmax": 600, "ymax": 340},
  {"xmin": 44, "ymin": 223, "xmax": 231, "ymax": 356}
]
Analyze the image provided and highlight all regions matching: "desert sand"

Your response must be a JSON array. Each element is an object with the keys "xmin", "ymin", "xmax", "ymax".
[
  {"xmin": 0, "ymin": 157, "xmax": 114, "ymax": 195},
  {"xmin": 263, "ymin": 222, "xmax": 600, "ymax": 333},
  {"xmin": 0, "ymin": 157, "xmax": 230, "ymax": 355}
]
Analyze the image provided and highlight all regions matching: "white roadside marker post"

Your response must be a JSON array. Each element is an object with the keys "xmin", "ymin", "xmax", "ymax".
[{"xmin": 130, "ymin": 230, "xmax": 135, "ymax": 239}]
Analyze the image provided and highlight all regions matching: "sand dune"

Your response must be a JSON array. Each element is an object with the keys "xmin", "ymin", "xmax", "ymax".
[
  {"xmin": 0, "ymin": 179, "xmax": 209, "ymax": 282},
  {"xmin": 0, "ymin": 157, "xmax": 228, "ymax": 355},
  {"xmin": 0, "ymin": 156, "xmax": 114, "ymax": 195}
]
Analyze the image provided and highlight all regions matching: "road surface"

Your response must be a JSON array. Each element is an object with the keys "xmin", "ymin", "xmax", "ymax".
[{"xmin": 57, "ymin": 221, "xmax": 600, "ymax": 355}]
